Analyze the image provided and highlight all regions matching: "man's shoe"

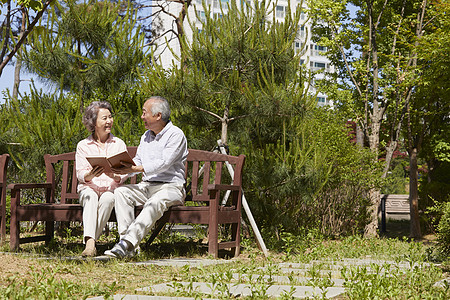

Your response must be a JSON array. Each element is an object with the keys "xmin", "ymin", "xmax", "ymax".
[{"xmin": 104, "ymin": 241, "xmax": 136, "ymax": 258}]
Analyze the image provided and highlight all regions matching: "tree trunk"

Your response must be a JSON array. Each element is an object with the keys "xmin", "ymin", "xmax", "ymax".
[
  {"xmin": 221, "ymin": 106, "xmax": 229, "ymax": 145},
  {"xmin": 13, "ymin": 59, "xmax": 22, "ymax": 100},
  {"xmin": 409, "ymin": 147, "xmax": 422, "ymax": 238},
  {"xmin": 383, "ymin": 140, "xmax": 398, "ymax": 178},
  {"xmin": 365, "ymin": 188, "xmax": 380, "ymax": 238},
  {"xmin": 13, "ymin": 7, "xmax": 27, "ymax": 100},
  {"xmin": 365, "ymin": 121, "xmax": 381, "ymax": 238},
  {"xmin": 356, "ymin": 123, "xmax": 364, "ymax": 146}
]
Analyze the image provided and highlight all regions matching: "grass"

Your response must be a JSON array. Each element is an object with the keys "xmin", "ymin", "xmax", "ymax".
[{"xmin": 0, "ymin": 220, "xmax": 449, "ymax": 299}]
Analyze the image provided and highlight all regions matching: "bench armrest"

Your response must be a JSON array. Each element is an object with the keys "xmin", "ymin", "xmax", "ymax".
[
  {"xmin": 8, "ymin": 183, "xmax": 53, "ymax": 206},
  {"xmin": 207, "ymin": 184, "xmax": 241, "ymax": 191},
  {"xmin": 8, "ymin": 183, "xmax": 52, "ymax": 190}
]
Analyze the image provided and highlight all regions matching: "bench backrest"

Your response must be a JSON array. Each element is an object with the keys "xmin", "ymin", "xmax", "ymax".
[
  {"xmin": 44, "ymin": 147, "xmax": 245, "ymax": 206},
  {"xmin": 0, "ymin": 154, "xmax": 8, "ymax": 188},
  {"xmin": 0, "ymin": 154, "xmax": 9, "ymax": 240},
  {"xmin": 44, "ymin": 147, "xmax": 138, "ymax": 204},
  {"xmin": 185, "ymin": 149, "xmax": 245, "ymax": 205},
  {"xmin": 0, "ymin": 154, "xmax": 9, "ymax": 205},
  {"xmin": 0, "ymin": 154, "xmax": 9, "ymax": 206}
]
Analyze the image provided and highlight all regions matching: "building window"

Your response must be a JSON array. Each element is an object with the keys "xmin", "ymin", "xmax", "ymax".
[
  {"xmin": 315, "ymin": 45, "xmax": 326, "ymax": 52},
  {"xmin": 314, "ymin": 62, "xmax": 326, "ymax": 69},
  {"xmin": 294, "ymin": 41, "xmax": 305, "ymax": 54},
  {"xmin": 312, "ymin": 44, "xmax": 327, "ymax": 56},
  {"xmin": 197, "ymin": 10, "xmax": 206, "ymax": 23},
  {"xmin": 300, "ymin": 11, "xmax": 306, "ymax": 20},
  {"xmin": 317, "ymin": 97, "xmax": 326, "ymax": 105},
  {"xmin": 298, "ymin": 25, "xmax": 306, "ymax": 39},
  {"xmin": 276, "ymin": 5, "xmax": 285, "ymax": 18}
]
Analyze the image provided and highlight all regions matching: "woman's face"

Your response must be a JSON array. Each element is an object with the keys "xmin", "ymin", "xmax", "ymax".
[{"xmin": 94, "ymin": 108, "xmax": 113, "ymax": 135}]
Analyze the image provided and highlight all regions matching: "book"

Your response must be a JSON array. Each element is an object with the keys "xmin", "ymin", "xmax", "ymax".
[{"xmin": 86, "ymin": 150, "xmax": 136, "ymax": 173}]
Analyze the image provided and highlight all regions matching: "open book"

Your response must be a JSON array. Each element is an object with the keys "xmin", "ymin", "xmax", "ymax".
[{"xmin": 86, "ymin": 150, "xmax": 136, "ymax": 173}]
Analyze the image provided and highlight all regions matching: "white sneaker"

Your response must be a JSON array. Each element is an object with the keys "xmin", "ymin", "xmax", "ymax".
[{"xmin": 104, "ymin": 241, "xmax": 136, "ymax": 258}]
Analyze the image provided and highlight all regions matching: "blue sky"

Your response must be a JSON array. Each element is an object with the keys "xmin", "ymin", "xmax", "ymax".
[{"xmin": 0, "ymin": 63, "xmax": 46, "ymax": 102}]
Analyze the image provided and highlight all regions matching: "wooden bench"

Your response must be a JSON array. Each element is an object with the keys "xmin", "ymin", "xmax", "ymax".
[
  {"xmin": 8, "ymin": 148, "xmax": 245, "ymax": 258},
  {"xmin": 379, "ymin": 194, "xmax": 410, "ymax": 232},
  {"xmin": 0, "ymin": 154, "xmax": 10, "ymax": 244}
]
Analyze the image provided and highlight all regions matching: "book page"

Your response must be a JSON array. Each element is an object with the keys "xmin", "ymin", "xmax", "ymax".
[
  {"xmin": 107, "ymin": 151, "xmax": 136, "ymax": 169},
  {"xmin": 86, "ymin": 156, "xmax": 112, "ymax": 173}
]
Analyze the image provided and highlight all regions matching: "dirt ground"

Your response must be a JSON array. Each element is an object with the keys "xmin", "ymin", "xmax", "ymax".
[{"xmin": 0, "ymin": 252, "xmax": 40, "ymax": 285}]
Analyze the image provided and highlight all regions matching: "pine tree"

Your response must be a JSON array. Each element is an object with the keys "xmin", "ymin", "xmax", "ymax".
[
  {"xmin": 150, "ymin": 0, "xmax": 314, "ymax": 148},
  {"xmin": 21, "ymin": 0, "xmax": 150, "ymax": 107}
]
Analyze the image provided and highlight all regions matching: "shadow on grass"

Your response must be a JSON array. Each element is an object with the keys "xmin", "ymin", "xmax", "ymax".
[
  {"xmin": 10, "ymin": 236, "xmax": 237, "ymax": 260},
  {"xmin": 379, "ymin": 219, "xmax": 410, "ymax": 239},
  {"xmin": 379, "ymin": 219, "xmax": 436, "ymax": 245}
]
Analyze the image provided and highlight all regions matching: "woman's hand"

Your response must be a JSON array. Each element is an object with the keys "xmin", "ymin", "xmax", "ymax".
[{"xmin": 84, "ymin": 165, "xmax": 104, "ymax": 182}]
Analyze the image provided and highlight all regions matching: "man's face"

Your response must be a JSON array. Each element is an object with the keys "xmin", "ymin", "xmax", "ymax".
[{"xmin": 141, "ymin": 99, "xmax": 161, "ymax": 131}]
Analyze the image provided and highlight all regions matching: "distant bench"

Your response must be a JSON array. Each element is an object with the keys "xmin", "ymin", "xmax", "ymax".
[
  {"xmin": 379, "ymin": 194, "xmax": 410, "ymax": 232},
  {"xmin": 8, "ymin": 147, "xmax": 245, "ymax": 258}
]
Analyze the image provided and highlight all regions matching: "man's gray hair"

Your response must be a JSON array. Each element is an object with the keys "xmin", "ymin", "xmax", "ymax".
[
  {"xmin": 149, "ymin": 96, "xmax": 171, "ymax": 123},
  {"xmin": 82, "ymin": 101, "xmax": 113, "ymax": 133}
]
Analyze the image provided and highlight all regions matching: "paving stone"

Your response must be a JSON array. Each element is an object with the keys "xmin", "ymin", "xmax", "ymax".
[
  {"xmin": 142, "ymin": 282, "xmax": 345, "ymax": 298},
  {"xmin": 279, "ymin": 259, "xmax": 430, "ymax": 269},
  {"xmin": 88, "ymin": 295, "xmax": 205, "ymax": 300},
  {"xmin": 230, "ymin": 273, "xmax": 345, "ymax": 286},
  {"xmin": 133, "ymin": 258, "xmax": 233, "ymax": 267},
  {"xmin": 433, "ymin": 278, "xmax": 450, "ymax": 289}
]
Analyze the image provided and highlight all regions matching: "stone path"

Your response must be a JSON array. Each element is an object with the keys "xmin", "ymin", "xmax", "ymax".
[{"xmin": 88, "ymin": 257, "xmax": 439, "ymax": 299}]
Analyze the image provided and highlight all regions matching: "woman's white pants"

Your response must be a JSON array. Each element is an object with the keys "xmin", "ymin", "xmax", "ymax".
[{"xmin": 79, "ymin": 188, "xmax": 115, "ymax": 242}]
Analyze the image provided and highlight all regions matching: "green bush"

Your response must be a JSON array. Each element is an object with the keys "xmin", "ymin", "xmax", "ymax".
[
  {"xmin": 1, "ymin": 89, "xmax": 85, "ymax": 184},
  {"xmin": 428, "ymin": 199, "xmax": 450, "ymax": 258},
  {"xmin": 419, "ymin": 161, "xmax": 450, "ymax": 210},
  {"xmin": 241, "ymin": 108, "xmax": 382, "ymax": 244},
  {"xmin": 437, "ymin": 201, "xmax": 450, "ymax": 256}
]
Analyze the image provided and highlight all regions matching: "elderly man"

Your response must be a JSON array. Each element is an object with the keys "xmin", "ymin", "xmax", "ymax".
[{"xmin": 105, "ymin": 96, "xmax": 188, "ymax": 258}]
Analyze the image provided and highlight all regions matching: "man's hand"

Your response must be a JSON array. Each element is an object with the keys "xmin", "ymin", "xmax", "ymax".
[{"xmin": 111, "ymin": 161, "xmax": 143, "ymax": 175}]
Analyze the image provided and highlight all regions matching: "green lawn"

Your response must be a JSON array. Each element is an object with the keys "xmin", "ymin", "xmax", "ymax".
[{"xmin": 0, "ymin": 221, "xmax": 448, "ymax": 299}]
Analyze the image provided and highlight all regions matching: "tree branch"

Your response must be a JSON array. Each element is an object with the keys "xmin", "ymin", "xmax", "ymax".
[
  {"xmin": 193, "ymin": 106, "xmax": 223, "ymax": 121},
  {"xmin": 0, "ymin": 0, "xmax": 54, "ymax": 76}
]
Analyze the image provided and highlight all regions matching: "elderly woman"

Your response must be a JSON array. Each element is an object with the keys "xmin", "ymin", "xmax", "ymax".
[{"xmin": 76, "ymin": 101, "xmax": 127, "ymax": 257}]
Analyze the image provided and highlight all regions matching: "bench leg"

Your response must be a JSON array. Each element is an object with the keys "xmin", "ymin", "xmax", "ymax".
[
  {"xmin": 0, "ymin": 207, "xmax": 5, "ymax": 245},
  {"xmin": 144, "ymin": 220, "xmax": 167, "ymax": 249},
  {"xmin": 0, "ymin": 216, "xmax": 5, "ymax": 245},
  {"xmin": 231, "ymin": 222, "xmax": 240, "ymax": 257},
  {"xmin": 10, "ymin": 218, "xmax": 20, "ymax": 251},
  {"xmin": 208, "ymin": 224, "xmax": 219, "ymax": 258},
  {"xmin": 45, "ymin": 221, "xmax": 55, "ymax": 245}
]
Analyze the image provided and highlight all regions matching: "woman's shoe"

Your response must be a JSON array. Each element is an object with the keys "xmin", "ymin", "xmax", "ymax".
[{"xmin": 82, "ymin": 238, "xmax": 97, "ymax": 257}]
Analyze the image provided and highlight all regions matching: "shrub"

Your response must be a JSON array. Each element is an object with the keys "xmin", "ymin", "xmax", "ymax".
[
  {"xmin": 242, "ymin": 108, "xmax": 382, "ymax": 243},
  {"xmin": 428, "ymin": 199, "xmax": 450, "ymax": 259}
]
